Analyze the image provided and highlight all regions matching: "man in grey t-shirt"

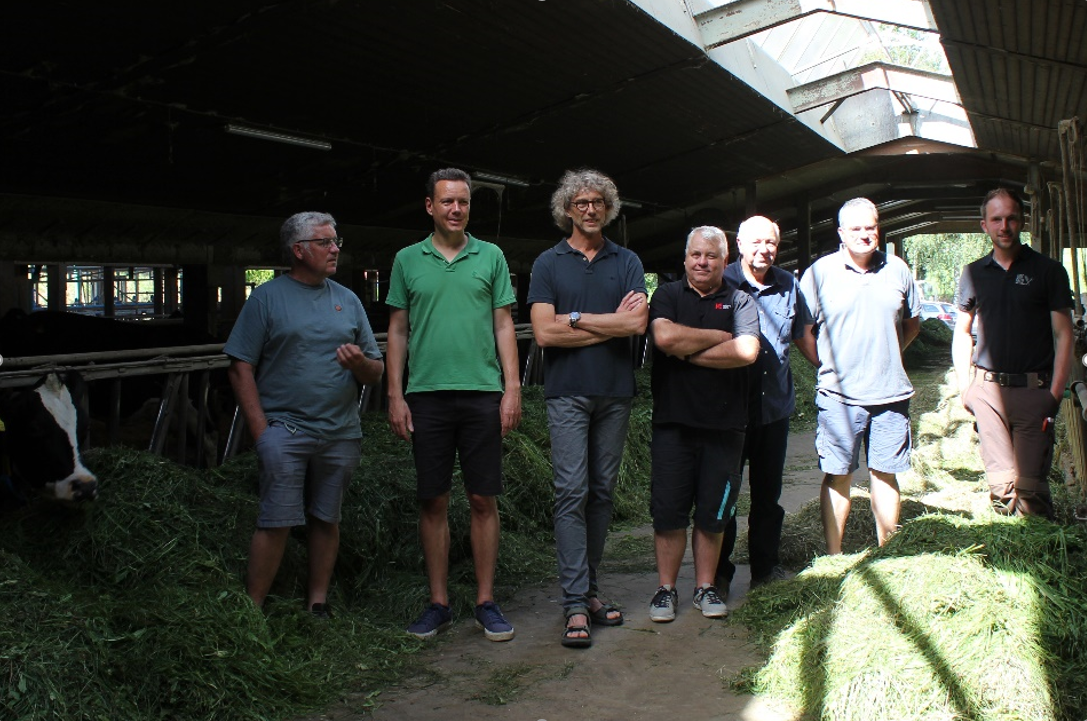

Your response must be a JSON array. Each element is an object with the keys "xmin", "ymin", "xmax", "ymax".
[
  {"xmin": 798, "ymin": 198, "xmax": 920, "ymax": 554},
  {"xmin": 225, "ymin": 211, "xmax": 384, "ymax": 617}
]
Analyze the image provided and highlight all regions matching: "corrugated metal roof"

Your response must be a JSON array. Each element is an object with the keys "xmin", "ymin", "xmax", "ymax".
[
  {"xmin": 0, "ymin": 0, "xmax": 1082, "ymax": 273},
  {"xmin": 931, "ymin": 0, "xmax": 1087, "ymax": 164}
]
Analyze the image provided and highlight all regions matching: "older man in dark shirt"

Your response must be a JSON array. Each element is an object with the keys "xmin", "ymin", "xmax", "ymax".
[{"xmin": 716, "ymin": 216, "xmax": 815, "ymax": 593}]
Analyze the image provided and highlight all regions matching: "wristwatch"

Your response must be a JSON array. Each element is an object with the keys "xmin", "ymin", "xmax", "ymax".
[{"xmin": 568, "ymin": 311, "xmax": 582, "ymax": 328}]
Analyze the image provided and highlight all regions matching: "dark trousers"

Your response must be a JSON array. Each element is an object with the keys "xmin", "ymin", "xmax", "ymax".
[{"xmin": 717, "ymin": 416, "xmax": 790, "ymax": 584}]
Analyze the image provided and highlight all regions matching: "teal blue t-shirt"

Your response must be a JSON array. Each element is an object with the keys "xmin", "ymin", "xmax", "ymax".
[
  {"xmin": 386, "ymin": 233, "xmax": 515, "ymax": 394},
  {"xmin": 224, "ymin": 274, "xmax": 382, "ymax": 439}
]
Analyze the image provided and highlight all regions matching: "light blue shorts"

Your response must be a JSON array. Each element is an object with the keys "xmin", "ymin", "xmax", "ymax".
[
  {"xmin": 815, "ymin": 391, "xmax": 911, "ymax": 476},
  {"xmin": 254, "ymin": 422, "xmax": 361, "ymax": 527}
]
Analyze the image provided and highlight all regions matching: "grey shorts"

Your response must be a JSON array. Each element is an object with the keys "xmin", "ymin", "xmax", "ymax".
[
  {"xmin": 815, "ymin": 391, "xmax": 911, "ymax": 476},
  {"xmin": 254, "ymin": 422, "xmax": 361, "ymax": 527}
]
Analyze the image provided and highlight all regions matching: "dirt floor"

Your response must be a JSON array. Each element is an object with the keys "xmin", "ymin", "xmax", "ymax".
[{"xmin": 308, "ymin": 430, "xmax": 829, "ymax": 721}]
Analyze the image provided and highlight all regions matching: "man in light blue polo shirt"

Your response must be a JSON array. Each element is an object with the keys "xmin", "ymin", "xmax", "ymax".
[{"xmin": 799, "ymin": 198, "xmax": 920, "ymax": 554}]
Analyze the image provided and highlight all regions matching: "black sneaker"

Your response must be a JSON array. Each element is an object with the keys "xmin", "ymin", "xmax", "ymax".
[
  {"xmin": 308, "ymin": 602, "xmax": 332, "ymax": 620},
  {"xmin": 407, "ymin": 602, "xmax": 453, "ymax": 639},
  {"xmin": 750, "ymin": 565, "xmax": 792, "ymax": 589}
]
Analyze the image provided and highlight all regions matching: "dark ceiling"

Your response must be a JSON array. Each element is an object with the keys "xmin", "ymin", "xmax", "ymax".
[{"xmin": 2, "ymin": 0, "xmax": 1085, "ymax": 274}]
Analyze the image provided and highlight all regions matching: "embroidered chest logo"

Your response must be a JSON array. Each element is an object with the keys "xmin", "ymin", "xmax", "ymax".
[
  {"xmin": 715, "ymin": 302, "xmax": 732, "ymax": 311},
  {"xmin": 1014, "ymin": 274, "xmax": 1033, "ymax": 286}
]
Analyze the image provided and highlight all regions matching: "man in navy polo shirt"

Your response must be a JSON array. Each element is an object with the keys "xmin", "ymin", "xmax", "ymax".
[
  {"xmin": 528, "ymin": 168, "xmax": 648, "ymax": 648},
  {"xmin": 716, "ymin": 216, "xmax": 815, "ymax": 593},
  {"xmin": 647, "ymin": 226, "xmax": 759, "ymax": 622},
  {"xmin": 953, "ymin": 188, "xmax": 1073, "ymax": 518}
]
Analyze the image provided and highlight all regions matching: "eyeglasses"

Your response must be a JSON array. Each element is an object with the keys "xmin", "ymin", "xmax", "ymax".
[
  {"xmin": 571, "ymin": 199, "xmax": 607, "ymax": 212},
  {"xmin": 298, "ymin": 236, "xmax": 344, "ymax": 249}
]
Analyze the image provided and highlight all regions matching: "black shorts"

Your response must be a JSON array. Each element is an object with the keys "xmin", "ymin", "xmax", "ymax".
[
  {"xmin": 651, "ymin": 423, "xmax": 745, "ymax": 533},
  {"xmin": 407, "ymin": 391, "xmax": 503, "ymax": 499}
]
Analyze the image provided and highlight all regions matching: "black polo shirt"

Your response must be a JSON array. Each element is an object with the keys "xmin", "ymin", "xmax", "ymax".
[
  {"xmin": 649, "ymin": 278, "xmax": 760, "ymax": 431},
  {"xmin": 957, "ymin": 244, "xmax": 1072, "ymax": 373}
]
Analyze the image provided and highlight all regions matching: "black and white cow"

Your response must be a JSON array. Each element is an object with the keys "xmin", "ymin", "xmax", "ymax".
[{"xmin": 0, "ymin": 371, "xmax": 98, "ymax": 504}]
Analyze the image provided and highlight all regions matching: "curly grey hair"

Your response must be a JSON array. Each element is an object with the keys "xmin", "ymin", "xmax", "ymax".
[
  {"xmin": 280, "ymin": 211, "xmax": 336, "ymax": 264},
  {"xmin": 550, "ymin": 168, "xmax": 622, "ymax": 234}
]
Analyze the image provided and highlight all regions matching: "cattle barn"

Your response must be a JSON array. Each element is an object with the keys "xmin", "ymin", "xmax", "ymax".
[{"xmin": 1, "ymin": 1, "xmax": 1086, "ymax": 470}]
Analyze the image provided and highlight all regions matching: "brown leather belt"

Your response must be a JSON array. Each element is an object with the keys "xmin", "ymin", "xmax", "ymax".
[{"xmin": 980, "ymin": 370, "xmax": 1050, "ymax": 388}]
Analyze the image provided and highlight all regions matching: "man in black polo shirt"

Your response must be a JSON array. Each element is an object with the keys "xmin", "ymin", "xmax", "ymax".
[
  {"xmin": 953, "ymin": 188, "xmax": 1074, "ymax": 518},
  {"xmin": 647, "ymin": 226, "xmax": 760, "ymax": 622}
]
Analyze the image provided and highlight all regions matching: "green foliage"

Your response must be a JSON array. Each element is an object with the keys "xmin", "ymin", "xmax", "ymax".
[
  {"xmin": 0, "ymin": 378, "xmax": 654, "ymax": 721},
  {"xmin": 902, "ymin": 233, "xmax": 990, "ymax": 301},
  {"xmin": 245, "ymin": 268, "xmax": 275, "ymax": 288}
]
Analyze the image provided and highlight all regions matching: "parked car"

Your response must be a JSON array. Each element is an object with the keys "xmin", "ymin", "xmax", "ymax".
[
  {"xmin": 920, "ymin": 301, "xmax": 955, "ymax": 329},
  {"xmin": 939, "ymin": 302, "xmax": 959, "ymax": 326}
]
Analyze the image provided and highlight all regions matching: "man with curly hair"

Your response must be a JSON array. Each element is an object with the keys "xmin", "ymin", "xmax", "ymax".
[{"xmin": 528, "ymin": 168, "xmax": 648, "ymax": 648}]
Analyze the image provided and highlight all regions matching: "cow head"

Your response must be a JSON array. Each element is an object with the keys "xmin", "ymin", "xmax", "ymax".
[{"xmin": 0, "ymin": 371, "xmax": 98, "ymax": 503}]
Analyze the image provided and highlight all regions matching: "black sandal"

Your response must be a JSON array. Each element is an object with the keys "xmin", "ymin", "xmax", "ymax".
[
  {"xmin": 561, "ymin": 607, "xmax": 592, "ymax": 648},
  {"xmin": 588, "ymin": 599, "xmax": 624, "ymax": 627}
]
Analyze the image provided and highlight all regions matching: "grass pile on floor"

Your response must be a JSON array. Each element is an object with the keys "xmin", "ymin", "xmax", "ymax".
[
  {"xmin": 732, "ymin": 362, "xmax": 1087, "ymax": 721},
  {"xmin": 0, "ymin": 379, "xmax": 654, "ymax": 721}
]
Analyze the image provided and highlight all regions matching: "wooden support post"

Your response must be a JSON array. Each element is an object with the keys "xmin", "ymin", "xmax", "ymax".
[{"xmin": 796, "ymin": 194, "xmax": 812, "ymax": 275}]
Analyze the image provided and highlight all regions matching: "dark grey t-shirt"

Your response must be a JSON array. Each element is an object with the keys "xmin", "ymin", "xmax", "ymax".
[
  {"xmin": 224, "ymin": 274, "xmax": 382, "ymax": 439},
  {"xmin": 527, "ymin": 238, "xmax": 646, "ymax": 398}
]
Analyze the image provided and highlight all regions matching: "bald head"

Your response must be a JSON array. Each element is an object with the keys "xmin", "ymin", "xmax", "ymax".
[{"xmin": 736, "ymin": 215, "xmax": 781, "ymax": 281}]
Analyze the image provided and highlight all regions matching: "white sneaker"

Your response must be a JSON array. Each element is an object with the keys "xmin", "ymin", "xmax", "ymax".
[
  {"xmin": 649, "ymin": 585, "xmax": 678, "ymax": 622},
  {"xmin": 693, "ymin": 585, "xmax": 729, "ymax": 618}
]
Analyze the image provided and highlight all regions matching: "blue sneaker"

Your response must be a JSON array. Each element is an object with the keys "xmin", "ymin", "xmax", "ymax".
[
  {"xmin": 474, "ymin": 601, "xmax": 515, "ymax": 642},
  {"xmin": 407, "ymin": 603, "xmax": 452, "ymax": 639}
]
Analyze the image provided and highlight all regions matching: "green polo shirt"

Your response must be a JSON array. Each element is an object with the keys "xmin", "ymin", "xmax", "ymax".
[{"xmin": 387, "ymin": 233, "xmax": 515, "ymax": 393}]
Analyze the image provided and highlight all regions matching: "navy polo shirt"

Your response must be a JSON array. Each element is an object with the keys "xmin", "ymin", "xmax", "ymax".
[
  {"xmin": 526, "ymin": 237, "xmax": 647, "ymax": 398},
  {"xmin": 649, "ymin": 278, "xmax": 760, "ymax": 431},
  {"xmin": 957, "ymin": 244, "xmax": 1072, "ymax": 373},
  {"xmin": 723, "ymin": 262, "xmax": 810, "ymax": 426}
]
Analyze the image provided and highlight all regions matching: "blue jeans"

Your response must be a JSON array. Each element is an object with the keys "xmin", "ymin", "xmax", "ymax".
[{"xmin": 546, "ymin": 396, "xmax": 633, "ymax": 613}]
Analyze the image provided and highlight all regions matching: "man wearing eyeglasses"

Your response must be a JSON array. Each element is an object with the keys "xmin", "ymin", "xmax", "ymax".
[
  {"xmin": 225, "ymin": 211, "xmax": 385, "ymax": 618},
  {"xmin": 387, "ymin": 168, "xmax": 521, "ymax": 642},
  {"xmin": 527, "ymin": 168, "xmax": 648, "ymax": 648}
]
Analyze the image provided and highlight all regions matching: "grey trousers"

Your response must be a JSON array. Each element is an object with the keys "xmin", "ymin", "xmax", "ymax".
[{"xmin": 546, "ymin": 395, "xmax": 633, "ymax": 613}]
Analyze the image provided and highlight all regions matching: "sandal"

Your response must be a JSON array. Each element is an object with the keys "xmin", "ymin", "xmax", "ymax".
[
  {"xmin": 561, "ymin": 607, "xmax": 592, "ymax": 648},
  {"xmin": 588, "ymin": 599, "xmax": 624, "ymax": 627}
]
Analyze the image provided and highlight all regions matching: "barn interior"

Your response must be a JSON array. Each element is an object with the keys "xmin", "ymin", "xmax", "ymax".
[{"xmin": 3, "ymin": 0, "xmax": 1085, "ymax": 337}]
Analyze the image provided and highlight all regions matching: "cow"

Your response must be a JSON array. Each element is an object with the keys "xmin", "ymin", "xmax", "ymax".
[{"xmin": 0, "ymin": 371, "xmax": 98, "ymax": 504}]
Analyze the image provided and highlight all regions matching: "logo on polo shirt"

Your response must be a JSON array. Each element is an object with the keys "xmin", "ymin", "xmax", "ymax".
[
  {"xmin": 715, "ymin": 302, "xmax": 732, "ymax": 311},
  {"xmin": 1015, "ymin": 274, "xmax": 1033, "ymax": 286}
]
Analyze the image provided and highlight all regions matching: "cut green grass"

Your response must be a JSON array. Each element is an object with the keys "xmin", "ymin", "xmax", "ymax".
[{"xmin": 732, "ymin": 358, "xmax": 1087, "ymax": 721}]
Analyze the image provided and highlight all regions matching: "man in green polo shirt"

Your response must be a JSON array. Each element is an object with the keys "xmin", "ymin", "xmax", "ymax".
[{"xmin": 386, "ymin": 168, "xmax": 522, "ymax": 642}]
